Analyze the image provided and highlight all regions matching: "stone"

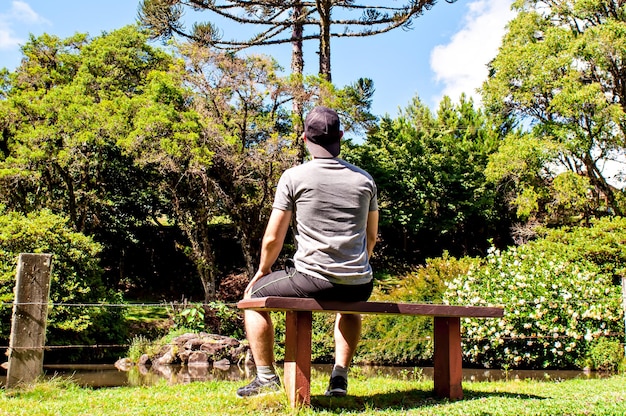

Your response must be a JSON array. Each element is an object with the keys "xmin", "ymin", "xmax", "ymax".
[
  {"xmin": 188, "ymin": 351, "xmax": 210, "ymax": 366},
  {"xmin": 125, "ymin": 333, "xmax": 248, "ymax": 369},
  {"xmin": 213, "ymin": 358, "xmax": 230, "ymax": 370},
  {"xmin": 138, "ymin": 354, "xmax": 152, "ymax": 367},
  {"xmin": 114, "ymin": 357, "xmax": 133, "ymax": 371}
]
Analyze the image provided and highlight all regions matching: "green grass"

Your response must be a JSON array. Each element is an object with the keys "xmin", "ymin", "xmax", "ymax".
[
  {"xmin": 124, "ymin": 305, "xmax": 171, "ymax": 324},
  {"xmin": 1, "ymin": 373, "xmax": 624, "ymax": 415}
]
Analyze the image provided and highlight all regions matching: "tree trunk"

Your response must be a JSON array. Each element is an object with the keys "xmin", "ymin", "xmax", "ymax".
[
  {"xmin": 239, "ymin": 231, "xmax": 256, "ymax": 279},
  {"xmin": 292, "ymin": 1, "xmax": 307, "ymax": 163},
  {"xmin": 316, "ymin": 0, "xmax": 332, "ymax": 81},
  {"xmin": 172, "ymin": 193, "xmax": 218, "ymax": 302},
  {"xmin": 291, "ymin": 1, "xmax": 304, "ymax": 77},
  {"xmin": 584, "ymin": 152, "xmax": 623, "ymax": 216}
]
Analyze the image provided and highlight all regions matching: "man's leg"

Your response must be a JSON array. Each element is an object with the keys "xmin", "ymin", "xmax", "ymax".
[
  {"xmin": 244, "ymin": 309, "xmax": 275, "ymax": 366},
  {"xmin": 236, "ymin": 309, "xmax": 281, "ymax": 397},
  {"xmin": 334, "ymin": 313, "xmax": 362, "ymax": 367},
  {"xmin": 326, "ymin": 313, "xmax": 362, "ymax": 397}
]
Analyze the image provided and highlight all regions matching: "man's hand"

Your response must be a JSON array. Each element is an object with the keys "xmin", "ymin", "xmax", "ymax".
[{"xmin": 244, "ymin": 270, "xmax": 268, "ymax": 299}]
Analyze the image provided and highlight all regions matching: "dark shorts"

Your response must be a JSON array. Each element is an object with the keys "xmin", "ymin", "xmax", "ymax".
[{"xmin": 250, "ymin": 261, "xmax": 373, "ymax": 302}]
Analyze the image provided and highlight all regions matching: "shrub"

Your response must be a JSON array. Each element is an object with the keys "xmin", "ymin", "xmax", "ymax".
[
  {"xmin": 355, "ymin": 253, "xmax": 476, "ymax": 365},
  {"xmin": 586, "ymin": 337, "xmax": 624, "ymax": 373},
  {"xmin": 169, "ymin": 300, "xmax": 245, "ymax": 339},
  {"xmin": 442, "ymin": 218, "xmax": 626, "ymax": 369},
  {"xmin": 0, "ymin": 208, "xmax": 127, "ymax": 361}
]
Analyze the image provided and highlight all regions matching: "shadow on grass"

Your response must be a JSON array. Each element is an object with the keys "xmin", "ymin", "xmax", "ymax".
[{"xmin": 311, "ymin": 388, "xmax": 544, "ymax": 412}]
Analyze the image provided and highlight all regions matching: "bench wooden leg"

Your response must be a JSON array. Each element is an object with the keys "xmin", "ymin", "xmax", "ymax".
[
  {"xmin": 283, "ymin": 310, "xmax": 312, "ymax": 407},
  {"xmin": 433, "ymin": 316, "xmax": 463, "ymax": 400}
]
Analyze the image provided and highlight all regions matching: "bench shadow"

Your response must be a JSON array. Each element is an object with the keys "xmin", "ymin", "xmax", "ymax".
[{"xmin": 311, "ymin": 389, "xmax": 545, "ymax": 412}]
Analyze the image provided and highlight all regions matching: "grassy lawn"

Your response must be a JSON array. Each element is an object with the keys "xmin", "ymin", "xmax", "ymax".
[
  {"xmin": 124, "ymin": 304, "xmax": 173, "ymax": 339},
  {"xmin": 0, "ymin": 372, "xmax": 624, "ymax": 415}
]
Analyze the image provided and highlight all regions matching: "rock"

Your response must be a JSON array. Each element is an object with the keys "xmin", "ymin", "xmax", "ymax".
[
  {"xmin": 231, "ymin": 344, "xmax": 249, "ymax": 364},
  {"xmin": 121, "ymin": 333, "xmax": 248, "ymax": 370},
  {"xmin": 188, "ymin": 351, "xmax": 209, "ymax": 366},
  {"xmin": 178, "ymin": 350, "xmax": 192, "ymax": 364},
  {"xmin": 138, "ymin": 354, "xmax": 152, "ymax": 367},
  {"xmin": 114, "ymin": 357, "xmax": 134, "ymax": 371},
  {"xmin": 213, "ymin": 358, "xmax": 230, "ymax": 370},
  {"xmin": 157, "ymin": 349, "xmax": 177, "ymax": 365},
  {"xmin": 184, "ymin": 338, "xmax": 206, "ymax": 351}
]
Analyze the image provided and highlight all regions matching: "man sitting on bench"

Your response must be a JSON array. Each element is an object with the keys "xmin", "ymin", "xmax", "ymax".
[{"xmin": 237, "ymin": 106, "xmax": 379, "ymax": 399}]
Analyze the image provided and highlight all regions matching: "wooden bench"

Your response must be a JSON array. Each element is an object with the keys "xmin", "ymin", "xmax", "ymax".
[{"xmin": 237, "ymin": 296, "xmax": 504, "ymax": 407}]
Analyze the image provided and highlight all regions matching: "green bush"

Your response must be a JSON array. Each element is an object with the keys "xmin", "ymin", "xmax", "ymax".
[
  {"xmin": 586, "ymin": 337, "xmax": 625, "ymax": 372},
  {"xmin": 0, "ymin": 208, "xmax": 127, "ymax": 361},
  {"xmin": 171, "ymin": 303, "xmax": 206, "ymax": 333},
  {"xmin": 442, "ymin": 217, "xmax": 626, "ymax": 369},
  {"xmin": 356, "ymin": 253, "xmax": 475, "ymax": 365},
  {"xmin": 169, "ymin": 301, "xmax": 245, "ymax": 339}
]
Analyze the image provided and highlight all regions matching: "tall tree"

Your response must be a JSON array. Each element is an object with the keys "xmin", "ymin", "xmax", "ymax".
[
  {"xmin": 138, "ymin": 0, "xmax": 443, "ymax": 81},
  {"xmin": 121, "ymin": 41, "xmax": 300, "ymax": 299},
  {"xmin": 0, "ymin": 27, "xmax": 169, "ymax": 237},
  {"xmin": 0, "ymin": 27, "xmax": 192, "ymax": 294},
  {"xmin": 481, "ymin": 0, "xmax": 626, "ymax": 223},
  {"xmin": 138, "ymin": 0, "xmax": 424, "ymax": 160}
]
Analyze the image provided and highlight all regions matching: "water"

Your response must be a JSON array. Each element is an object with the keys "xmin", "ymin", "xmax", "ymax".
[{"xmin": 0, "ymin": 364, "xmax": 606, "ymax": 388}]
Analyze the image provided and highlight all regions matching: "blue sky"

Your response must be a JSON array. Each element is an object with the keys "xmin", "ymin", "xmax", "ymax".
[{"xmin": 0, "ymin": 0, "xmax": 516, "ymax": 117}]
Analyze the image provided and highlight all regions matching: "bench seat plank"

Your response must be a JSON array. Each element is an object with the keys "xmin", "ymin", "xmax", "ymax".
[{"xmin": 238, "ymin": 296, "xmax": 503, "ymax": 318}]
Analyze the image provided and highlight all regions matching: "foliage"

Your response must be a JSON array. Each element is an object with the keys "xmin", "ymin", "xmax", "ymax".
[
  {"xmin": 355, "ymin": 254, "xmax": 476, "ymax": 365},
  {"xmin": 0, "ymin": 208, "xmax": 126, "ymax": 359},
  {"xmin": 173, "ymin": 304, "xmax": 206, "ymax": 333},
  {"xmin": 0, "ymin": 27, "xmax": 170, "ymax": 233},
  {"xmin": 120, "ymin": 41, "xmax": 299, "ymax": 299},
  {"xmin": 0, "ymin": 26, "xmax": 181, "ymax": 296},
  {"xmin": 443, "ymin": 217, "xmax": 626, "ymax": 369},
  {"xmin": 481, "ymin": 0, "xmax": 626, "ymax": 222},
  {"xmin": 127, "ymin": 335, "xmax": 152, "ymax": 363},
  {"xmin": 204, "ymin": 301, "xmax": 245, "ymax": 340},
  {"xmin": 585, "ymin": 337, "xmax": 625, "ymax": 373},
  {"xmin": 348, "ymin": 94, "xmax": 510, "ymax": 263},
  {"xmin": 169, "ymin": 300, "xmax": 244, "ymax": 339}
]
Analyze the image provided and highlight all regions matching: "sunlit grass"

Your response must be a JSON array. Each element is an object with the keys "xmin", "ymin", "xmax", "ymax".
[
  {"xmin": 0, "ymin": 373, "xmax": 624, "ymax": 415},
  {"xmin": 124, "ymin": 304, "xmax": 170, "ymax": 323}
]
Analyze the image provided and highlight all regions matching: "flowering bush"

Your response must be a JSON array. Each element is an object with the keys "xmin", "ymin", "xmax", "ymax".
[{"xmin": 443, "ymin": 218, "xmax": 626, "ymax": 369}]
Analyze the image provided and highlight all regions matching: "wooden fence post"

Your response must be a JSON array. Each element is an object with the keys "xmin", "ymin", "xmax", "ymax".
[
  {"xmin": 6, "ymin": 253, "xmax": 53, "ymax": 388},
  {"xmin": 622, "ymin": 276, "xmax": 626, "ymax": 357}
]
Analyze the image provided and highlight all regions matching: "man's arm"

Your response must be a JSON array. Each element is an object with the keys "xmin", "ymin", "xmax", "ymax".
[
  {"xmin": 244, "ymin": 208, "xmax": 292, "ymax": 297},
  {"xmin": 366, "ymin": 210, "xmax": 379, "ymax": 259}
]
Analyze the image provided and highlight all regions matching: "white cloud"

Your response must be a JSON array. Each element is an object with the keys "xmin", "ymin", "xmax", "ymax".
[
  {"xmin": 430, "ymin": 0, "xmax": 516, "ymax": 105},
  {"xmin": 0, "ymin": 1, "xmax": 49, "ymax": 50},
  {"xmin": 11, "ymin": 0, "xmax": 45, "ymax": 23}
]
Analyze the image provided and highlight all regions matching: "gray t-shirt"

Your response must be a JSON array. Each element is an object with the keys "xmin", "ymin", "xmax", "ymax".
[{"xmin": 273, "ymin": 158, "xmax": 378, "ymax": 285}]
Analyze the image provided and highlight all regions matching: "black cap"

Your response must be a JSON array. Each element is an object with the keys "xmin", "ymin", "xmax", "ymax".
[{"xmin": 304, "ymin": 106, "xmax": 341, "ymax": 158}]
